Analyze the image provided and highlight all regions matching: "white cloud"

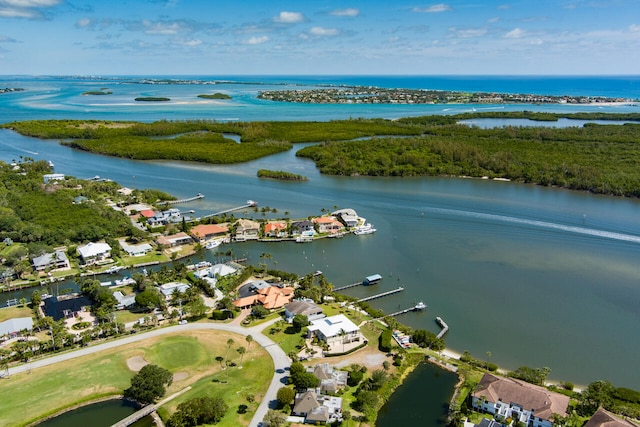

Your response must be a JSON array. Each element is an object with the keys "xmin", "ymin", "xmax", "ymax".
[
  {"xmin": 412, "ymin": 4, "xmax": 452, "ymax": 13},
  {"xmin": 246, "ymin": 35, "xmax": 269, "ymax": 45},
  {"xmin": 174, "ymin": 38, "xmax": 202, "ymax": 47},
  {"xmin": 141, "ymin": 20, "xmax": 184, "ymax": 35},
  {"xmin": 488, "ymin": 17, "xmax": 499, "ymax": 23},
  {"xmin": 273, "ymin": 11, "xmax": 305, "ymax": 24},
  {"xmin": 0, "ymin": 0, "xmax": 60, "ymax": 19},
  {"xmin": 330, "ymin": 8, "xmax": 359, "ymax": 17},
  {"xmin": 309, "ymin": 27, "xmax": 340, "ymax": 36},
  {"xmin": 449, "ymin": 27, "xmax": 487, "ymax": 38},
  {"xmin": 505, "ymin": 28, "xmax": 525, "ymax": 38},
  {"xmin": 76, "ymin": 17, "xmax": 92, "ymax": 28},
  {"xmin": 629, "ymin": 24, "xmax": 640, "ymax": 32}
]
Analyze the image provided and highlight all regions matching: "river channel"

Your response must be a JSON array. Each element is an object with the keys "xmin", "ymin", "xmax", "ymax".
[{"xmin": 1, "ymin": 127, "xmax": 639, "ymax": 390}]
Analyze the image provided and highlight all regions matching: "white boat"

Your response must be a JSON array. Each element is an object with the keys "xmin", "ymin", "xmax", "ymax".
[
  {"xmin": 115, "ymin": 277, "xmax": 136, "ymax": 286},
  {"xmin": 354, "ymin": 223, "xmax": 376, "ymax": 235},
  {"xmin": 105, "ymin": 265, "xmax": 125, "ymax": 274},
  {"xmin": 205, "ymin": 240, "xmax": 222, "ymax": 249},
  {"xmin": 414, "ymin": 301, "xmax": 426, "ymax": 310}
]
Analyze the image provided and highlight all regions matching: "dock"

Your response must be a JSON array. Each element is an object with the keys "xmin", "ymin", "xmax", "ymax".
[
  {"xmin": 158, "ymin": 193, "xmax": 205, "ymax": 205},
  {"xmin": 198, "ymin": 200, "xmax": 258, "ymax": 220},
  {"xmin": 436, "ymin": 316, "xmax": 449, "ymax": 339},
  {"xmin": 334, "ymin": 273, "xmax": 382, "ymax": 291},
  {"xmin": 334, "ymin": 281, "xmax": 364, "ymax": 291},
  {"xmin": 356, "ymin": 287, "xmax": 404, "ymax": 303},
  {"xmin": 386, "ymin": 301, "xmax": 426, "ymax": 318}
]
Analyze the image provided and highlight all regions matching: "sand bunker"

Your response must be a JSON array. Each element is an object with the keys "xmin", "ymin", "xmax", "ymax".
[
  {"xmin": 173, "ymin": 372, "xmax": 189, "ymax": 382},
  {"xmin": 127, "ymin": 356, "xmax": 149, "ymax": 372}
]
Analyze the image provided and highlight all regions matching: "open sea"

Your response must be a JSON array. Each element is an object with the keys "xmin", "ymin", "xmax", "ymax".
[{"xmin": 1, "ymin": 75, "xmax": 639, "ymax": 393}]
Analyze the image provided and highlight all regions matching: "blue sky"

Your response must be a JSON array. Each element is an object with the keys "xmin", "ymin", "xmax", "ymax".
[{"xmin": 1, "ymin": 0, "xmax": 639, "ymax": 75}]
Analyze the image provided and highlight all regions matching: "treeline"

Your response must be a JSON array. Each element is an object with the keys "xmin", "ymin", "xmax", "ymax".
[
  {"xmin": 0, "ymin": 160, "xmax": 140, "ymax": 247},
  {"xmin": 297, "ymin": 122, "xmax": 640, "ymax": 197},
  {"xmin": 257, "ymin": 169, "xmax": 308, "ymax": 181}
]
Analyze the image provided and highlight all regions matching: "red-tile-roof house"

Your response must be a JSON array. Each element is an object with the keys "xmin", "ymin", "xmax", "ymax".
[
  {"xmin": 312, "ymin": 216, "xmax": 344, "ymax": 234},
  {"xmin": 189, "ymin": 224, "xmax": 229, "ymax": 243},
  {"xmin": 264, "ymin": 221, "xmax": 288, "ymax": 238}
]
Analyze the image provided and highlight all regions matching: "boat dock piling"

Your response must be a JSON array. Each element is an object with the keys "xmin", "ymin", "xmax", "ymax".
[
  {"xmin": 436, "ymin": 316, "xmax": 449, "ymax": 339},
  {"xmin": 356, "ymin": 286, "xmax": 404, "ymax": 303}
]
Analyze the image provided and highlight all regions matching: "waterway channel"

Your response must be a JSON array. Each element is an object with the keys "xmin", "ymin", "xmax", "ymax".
[{"xmin": 1, "ymin": 124, "xmax": 639, "ymax": 390}]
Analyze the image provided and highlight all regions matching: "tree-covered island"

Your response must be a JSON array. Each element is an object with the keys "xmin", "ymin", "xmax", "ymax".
[
  {"xmin": 0, "ymin": 87, "xmax": 25, "ymax": 94},
  {"xmin": 135, "ymin": 96, "xmax": 171, "ymax": 102},
  {"xmin": 197, "ymin": 93, "xmax": 232, "ymax": 99},
  {"xmin": 258, "ymin": 86, "xmax": 640, "ymax": 105},
  {"xmin": 257, "ymin": 169, "xmax": 308, "ymax": 181},
  {"xmin": 2, "ymin": 112, "xmax": 640, "ymax": 197}
]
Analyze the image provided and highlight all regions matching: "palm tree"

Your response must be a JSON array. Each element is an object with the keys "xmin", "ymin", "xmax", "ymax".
[
  {"xmin": 237, "ymin": 346, "xmax": 246, "ymax": 367},
  {"xmin": 245, "ymin": 335, "xmax": 253, "ymax": 352},
  {"xmin": 339, "ymin": 328, "xmax": 347, "ymax": 353},
  {"xmin": 225, "ymin": 338, "xmax": 235, "ymax": 368}
]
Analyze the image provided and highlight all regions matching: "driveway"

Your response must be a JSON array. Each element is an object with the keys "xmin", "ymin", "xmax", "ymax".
[{"xmin": 7, "ymin": 318, "xmax": 289, "ymax": 427}]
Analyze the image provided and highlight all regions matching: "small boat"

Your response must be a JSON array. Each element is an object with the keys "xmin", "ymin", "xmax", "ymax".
[
  {"xmin": 313, "ymin": 270, "xmax": 323, "ymax": 276},
  {"xmin": 296, "ymin": 235, "xmax": 313, "ymax": 243},
  {"xmin": 247, "ymin": 200, "xmax": 258, "ymax": 207},
  {"xmin": 105, "ymin": 265, "xmax": 125, "ymax": 274},
  {"xmin": 115, "ymin": 277, "xmax": 136, "ymax": 286},
  {"xmin": 205, "ymin": 240, "xmax": 222, "ymax": 250},
  {"xmin": 354, "ymin": 223, "xmax": 376, "ymax": 235},
  {"xmin": 414, "ymin": 301, "xmax": 426, "ymax": 310}
]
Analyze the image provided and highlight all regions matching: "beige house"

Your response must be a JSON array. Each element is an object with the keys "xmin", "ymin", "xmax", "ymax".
[
  {"xmin": 584, "ymin": 408, "xmax": 639, "ymax": 427},
  {"xmin": 235, "ymin": 219, "xmax": 260, "ymax": 241}
]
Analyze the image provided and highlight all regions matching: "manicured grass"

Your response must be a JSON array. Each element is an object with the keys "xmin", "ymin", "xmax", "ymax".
[
  {"xmin": 0, "ymin": 305, "xmax": 33, "ymax": 322},
  {"xmin": 120, "ymin": 251, "xmax": 169, "ymax": 266},
  {"xmin": 114, "ymin": 310, "xmax": 148, "ymax": 324},
  {"xmin": 0, "ymin": 330, "xmax": 272, "ymax": 427}
]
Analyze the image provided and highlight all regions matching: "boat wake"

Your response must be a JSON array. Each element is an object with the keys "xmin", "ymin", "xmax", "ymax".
[{"xmin": 426, "ymin": 207, "xmax": 640, "ymax": 244}]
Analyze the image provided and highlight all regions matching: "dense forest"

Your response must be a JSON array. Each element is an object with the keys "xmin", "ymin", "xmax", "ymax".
[{"xmin": 0, "ymin": 159, "xmax": 154, "ymax": 247}]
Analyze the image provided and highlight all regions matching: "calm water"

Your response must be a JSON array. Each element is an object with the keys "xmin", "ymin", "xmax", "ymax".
[
  {"xmin": 35, "ymin": 399, "xmax": 154, "ymax": 427},
  {"xmin": 377, "ymin": 363, "xmax": 458, "ymax": 427},
  {"xmin": 1, "ymin": 76, "xmax": 639, "ymax": 391}
]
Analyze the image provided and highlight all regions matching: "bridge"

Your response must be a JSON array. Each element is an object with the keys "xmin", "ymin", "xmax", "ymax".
[{"xmin": 110, "ymin": 386, "xmax": 192, "ymax": 427}]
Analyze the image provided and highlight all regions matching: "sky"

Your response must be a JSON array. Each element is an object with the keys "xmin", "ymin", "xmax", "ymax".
[{"xmin": 1, "ymin": 0, "xmax": 639, "ymax": 75}]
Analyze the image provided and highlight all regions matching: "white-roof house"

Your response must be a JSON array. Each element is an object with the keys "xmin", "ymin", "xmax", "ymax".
[
  {"xmin": 77, "ymin": 242, "xmax": 112, "ymax": 265},
  {"xmin": 308, "ymin": 314, "xmax": 362, "ymax": 347}
]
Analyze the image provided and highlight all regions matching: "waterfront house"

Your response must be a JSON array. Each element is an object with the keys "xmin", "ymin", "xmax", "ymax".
[
  {"xmin": 584, "ymin": 408, "xmax": 639, "ymax": 427},
  {"xmin": 147, "ymin": 208, "xmax": 183, "ymax": 227},
  {"xmin": 235, "ymin": 219, "xmax": 260, "ymax": 241},
  {"xmin": 77, "ymin": 242, "xmax": 112, "ymax": 265},
  {"xmin": 264, "ymin": 221, "xmax": 288, "ymax": 238},
  {"xmin": 308, "ymin": 363, "xmax": 348, "ymax": 394},
  {"xmin": 232, "ymin": 285, "xmax": 294, "ymax": 310},
  {"xmin": 139, "ymin": 209, "xmax": 156, "ymax": 219},
  {"xmin": 292, "ymin": 390, "xmax": 342, "ymax": 424},
  {"xmin": 331, "ymin": 208, "xmax": 360, "ymax": 228},
  {"xmin": 156, "ymin": 232, "xmax": 193, "ymax": 248},
  {"xmin": 307, "ymin": 314, "xmax": 362, "ymax": 348},
  {"xmin": 119, "ymin": 240, "xmax": 153, "ymax": 257},
  {"xmin": 43, "ymin": 173, "xmax": 65, "ymax": 184},
  {"xmin": 113, "ymin": 291, "xmax": 136, "ymax": 309},
  {"xmin": 189, "ymin": 223, "xmax": 229, "ymax": 243},
  {"xmin": 0, "ymin": 317, "xmax": 34, "ymax": 339},
  {"xmin": 284, "ymin": 300, "xmax": 325, "ymax": 323},
  {"xmin": 291, "ymin": 220, "xmax": 314, "ymax": 235},
  {"xmin": 471, "ymin": 373, "xmax": 570, "ymax": 427},
  {"xmin": 43, "ymin": 294, "xmax": 92, "ymax": 321},
  {"xmin": 158, "ymin": 282, "xmax": 191, "ymax": 299},
  {"xmin": 312, "ymin": 216, "xmax": 344, "ymax": 234},
  {"xmin": 32, "ymin": 250, "xmax": 70, "ymax": 272}
]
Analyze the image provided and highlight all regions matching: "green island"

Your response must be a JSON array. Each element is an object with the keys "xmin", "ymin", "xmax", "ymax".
[
  {"xmin": 82, "ymin": 90, "xmax": 112, "ymax": 95},
  {"xmin": 135, "ymin": 97, "xmax": 171, "ymax": 102},
  {"xmin": 1, "ymin": 88, "xmax": 25, "ymax": 94},
  {"xmin": 3, "ymin": 112, "xmax": 640, "ymax": 197},
  {"xmin": 0, "ymin": 162, "xmax": 639, "ymax": 427},
  {"xmin": 198, "ymin": 93, "xmax": 232, "ymax": 99},
  {"xmin": 257, "ymin": 169, "xmax": 308, "ymax": 181},
  {"xmin": 258, "ymin": 86, "xmax": 640, "ymax": 105}
]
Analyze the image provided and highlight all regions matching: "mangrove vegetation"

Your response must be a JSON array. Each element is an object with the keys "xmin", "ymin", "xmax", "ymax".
[{"xmin": 257, "ymin": 169, "xmax": 308, "ymax": 181}]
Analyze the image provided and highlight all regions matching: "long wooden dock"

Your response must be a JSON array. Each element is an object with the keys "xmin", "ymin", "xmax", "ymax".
[
  {"xmin": 334, "ymin": 282, "xmax": 364, "ymax": 291},
  {"xmin": 199, "ymin": 200, "xmax": 258, "ymax": 220},
  {"xmin": 386, "ymin": 302, "xmax": 426, "ymax": 318},
  {"xmin": 158, "ymin": 193, "xmax": 204, "ymax": 205},
  {"xmin": 356, "ymin": 287, "xmax": 404, "ymax": 303}
]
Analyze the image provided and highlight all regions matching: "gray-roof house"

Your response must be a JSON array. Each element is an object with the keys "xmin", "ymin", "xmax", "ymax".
[
  {"xmin": 331, "ymin": 208, "xmax": 360, "ymax": 228},
  {"xmin": 292, "ymin": 390, "xmax": 343, "ymax": 424},
  {"xmin": 308, "ymin": 363, "xmax": 348, "ymax": 394},
  {"xmin": 0, "ymin": 317, "xmax": 34, "ymax": 338},
  {"xmin": 284, "ymin": 300, "xmax": 325, "ymax": 323},
  {"xmin": 32, "ymin": 250, "xmax": 70, "ymax": 271},
  {"xmin": 291, "ymin": 220, "xmax": 314, "ymax": 235},
  {"xmin": 472, "ymin": 373, "xmax": 570, "ymax": 427}
]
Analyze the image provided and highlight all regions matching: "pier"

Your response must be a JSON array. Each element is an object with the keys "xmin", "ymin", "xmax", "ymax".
[
  {"xmin": 386, "ymin": 301, "xmax": 426, "ymax": 318},
  {"xmin": 334, "ymin": 273, "xmax": 382, "ymax": 291},
  {"xmin": 436, "ymin": 316, "xmax": 449, "ymax": 339},
  {"xmin": 199, "ymin": 200, "xmax": 258, "ymax": 220},
  {"xmin": 334, "ymin": 281, "xmax": 364, "ymax": 291},
  {"xmin": 356, "ymin": 286, "xmax": 404, "ymax": 303},
  {"xmin": 158, "ymin": 193, "xmax": 205, "ymax": 205}
]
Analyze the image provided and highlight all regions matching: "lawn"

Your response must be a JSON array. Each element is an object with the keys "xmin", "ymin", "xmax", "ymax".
[
  {"xmin": 0, "ymin": 305, "xmax": 33, "ymax": 322},
  {"xmin": 0, "ymin": 329, "xmax": 272, "ymax": 427}
]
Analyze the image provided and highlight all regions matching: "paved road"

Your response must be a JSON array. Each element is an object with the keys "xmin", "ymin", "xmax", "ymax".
[{"xmin": 8, "ymin": 318, "xmax": 289, "ymax": 427}]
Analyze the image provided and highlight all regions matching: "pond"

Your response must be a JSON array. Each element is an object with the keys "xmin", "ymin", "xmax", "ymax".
[
  {"xmin": 376, "ymin": 362, "xmax": 458, "ymax": 427},
  {"xmin": 34, "ymin": 399, "xmax": 155, "ymax": 427}
]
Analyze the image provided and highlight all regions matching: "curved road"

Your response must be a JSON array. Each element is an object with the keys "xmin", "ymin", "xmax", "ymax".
[{"xmin": 8, "ymin": 319, "xmax": 289, "ymax": 427}]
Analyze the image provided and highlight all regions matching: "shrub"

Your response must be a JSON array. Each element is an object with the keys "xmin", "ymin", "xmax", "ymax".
[{"xmin": 379, "ymin": 329, "xmax": 392, "ymax": 352}]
